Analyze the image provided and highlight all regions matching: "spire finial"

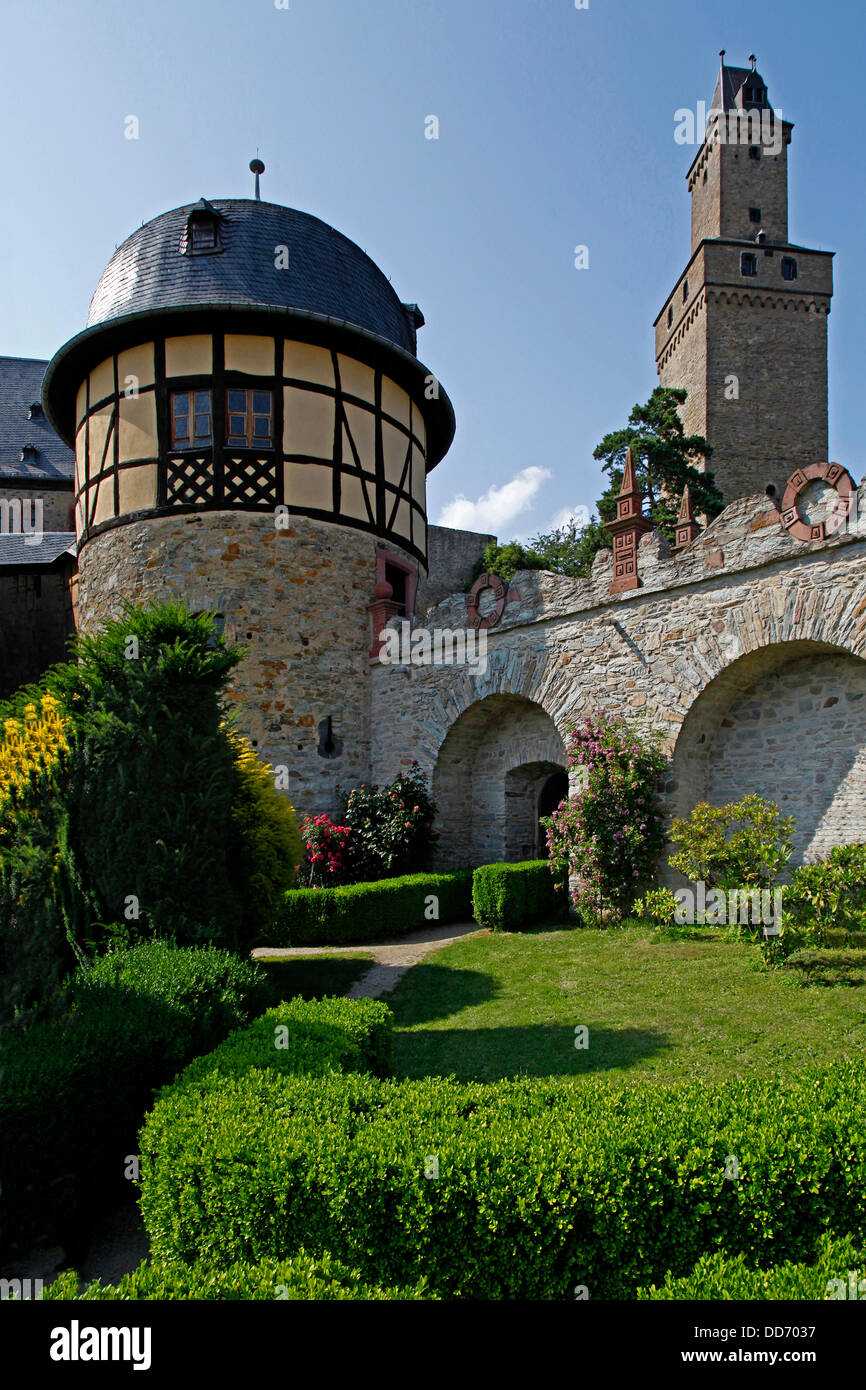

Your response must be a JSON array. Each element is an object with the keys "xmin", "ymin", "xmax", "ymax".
[
  {"xmin": 249, "ymin": 157, "xmax": 265, "ymax": 201},
  {"xmin": 749, "ymin": 53, "xmax": 757, "ymax": 71},
  {"xmin": 620, "ymin": 445, "xmax": 637, "ymax": 495}
]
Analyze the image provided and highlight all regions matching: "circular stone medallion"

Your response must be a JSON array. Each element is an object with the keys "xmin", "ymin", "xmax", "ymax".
[{"xmin": 780, "ymin": 462, "xmax": 855, "ymax": 542}]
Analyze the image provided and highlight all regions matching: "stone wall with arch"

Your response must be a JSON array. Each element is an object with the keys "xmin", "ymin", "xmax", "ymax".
[
  {"xmin": 432, "ymin": 694, "xmax": 567, "ymax": 867},
  {"xmin": 668, "ymin": 641, "xmax": 866, "ymax": 864},
  {"xmin": 372, "ymin": 500, "xmax": 866, "ymax": 871}
]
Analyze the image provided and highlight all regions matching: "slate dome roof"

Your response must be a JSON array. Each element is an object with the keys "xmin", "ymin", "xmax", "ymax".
[{"xmin": 86, "ymin": 199, "xmax": 420, "ymax": 355}]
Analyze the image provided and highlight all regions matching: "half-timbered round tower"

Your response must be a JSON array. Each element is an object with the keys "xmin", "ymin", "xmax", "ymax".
[{"xmin": 43, "ymin": 186, "xmax": 454, "ymax": 814}]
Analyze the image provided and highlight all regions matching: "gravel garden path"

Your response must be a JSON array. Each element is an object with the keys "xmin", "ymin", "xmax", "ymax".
[{"xmin": 252, "ymin": 920, "xmax": 488, "ymax": 999}]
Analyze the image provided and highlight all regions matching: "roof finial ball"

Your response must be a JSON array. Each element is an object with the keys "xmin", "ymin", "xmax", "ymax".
[
  {"xmin": 250, "ymin": 158, "xmax": 265, "ymax": 201},
  {"xmin": 749, "ymin": 53, "xmax": 757, "ymax": 71}
]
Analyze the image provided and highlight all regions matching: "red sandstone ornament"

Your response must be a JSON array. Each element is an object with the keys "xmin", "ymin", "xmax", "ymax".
[
  {"xmin": 780, "ymin": 461, "xmax": 855, "ymax": 542},
  {"xmin": 467, "ymin": 572, "xmax": 508, "ymax": 629}
]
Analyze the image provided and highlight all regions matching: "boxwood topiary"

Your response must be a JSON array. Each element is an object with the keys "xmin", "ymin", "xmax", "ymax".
[
  {"xmin": 274, "ymin": 870, "xmax": 473, "ymax": 946},
  {"xmin": 0, "ymin": 941, "xmax": 268, "ymax": 1260},
  {"xmin": 471, "ymin": 859, "xmax": 566, "ymax": 931},
  {"xmin": 43, "ymin": 1250, "xmax": 433, "ymax": 1301}
]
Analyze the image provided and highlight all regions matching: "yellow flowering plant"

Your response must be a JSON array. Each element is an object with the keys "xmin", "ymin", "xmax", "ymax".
[{"xmin": 0, "ymin": 692, "xmax": 70, "ymax": 817}]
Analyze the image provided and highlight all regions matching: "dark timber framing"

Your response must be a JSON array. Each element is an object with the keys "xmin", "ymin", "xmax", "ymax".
[{"xmin": 61, "ymin": 314, "xmax": 442, "ymax": 565}]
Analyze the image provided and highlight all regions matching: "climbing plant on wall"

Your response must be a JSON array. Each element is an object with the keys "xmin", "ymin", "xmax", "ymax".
[{"xmin": 543, "ymin": 710, "xmax": 668, "ymax": 923}]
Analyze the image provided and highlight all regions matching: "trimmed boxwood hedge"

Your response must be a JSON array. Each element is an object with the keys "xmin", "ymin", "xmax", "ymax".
[
  {"xmin": 637, "ymin": 1231, "xmax": 866, "ymax": 1301},
  {"xmin": 170, "ymin": 994, "xmax": 393, "ymax": 1092},
  {"xmin": 44, "ymin": 1251, "xmax": 432, "ymax": 1301},
  {"xmin": 275, "ymin": 869, "xmax": 472, "ymax": 946},
  {"xmin": 471, "ymin": 859, "xmax": 566, "ymax": 931},
  {"xmin": 0, "ymin": 941, "xmax": 268, "ymax": 1259},
  {"xmin": 137, "ymin": 1049, "xmax": 866, "ymax": 1300}
]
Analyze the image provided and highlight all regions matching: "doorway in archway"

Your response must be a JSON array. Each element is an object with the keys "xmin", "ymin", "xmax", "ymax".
[{"xmin": 536, "ymin": 769, "xmax": 569, "ymax": 857}]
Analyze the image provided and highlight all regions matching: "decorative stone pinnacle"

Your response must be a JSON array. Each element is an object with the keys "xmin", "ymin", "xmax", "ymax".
[
  {"xmin": 673, "ymin": 483, "xmax": 702, "ymax": 551},
  {"xmin": 605, "ymin": 445, "xmax": 654, "ymax": 593}
]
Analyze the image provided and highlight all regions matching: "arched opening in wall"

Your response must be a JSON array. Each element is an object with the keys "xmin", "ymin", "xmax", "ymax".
[
  {"xmin": 433, "ymin": 693, "xmax": 566, "ymax": 869},
  {"xmin": 505, "ymin": 762, "xmax": 568, "ymax": 861},
  {"xmin": 668, "ymin": 640, "xmax": 866, "ymax": 868},
  {"xmin": 536, "ymin": 768, "xmax": 570, "ymax": 855}
]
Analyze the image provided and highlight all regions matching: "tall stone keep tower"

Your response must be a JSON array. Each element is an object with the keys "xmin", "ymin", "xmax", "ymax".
[{"xmin": 654, "ymin": 55, "xmax": 834, "ymax": 502}]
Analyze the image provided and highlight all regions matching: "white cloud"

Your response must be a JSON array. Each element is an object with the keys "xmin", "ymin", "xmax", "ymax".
[
  {"xmin": 437, "ymin": 465, "xmax": 552, "ymax": 533},
  {"xmin": 548, "ymin": 504, "xmax": 592, "ymax": 532}
]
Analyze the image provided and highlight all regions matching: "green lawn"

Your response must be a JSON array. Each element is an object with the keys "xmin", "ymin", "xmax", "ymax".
[
  {"xmin": 388, "ymin": 925, "xmax": 866, "ymax": 1086},
  {"xmin": 256, "ymin": 953, "xmax": 373, "ymax": 1003}
]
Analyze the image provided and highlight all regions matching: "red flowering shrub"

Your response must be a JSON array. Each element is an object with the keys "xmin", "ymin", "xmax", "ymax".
[
  {"xmin": 543, "ymin": 711, "xmax": 667, "ymax": 923},
  {"xmin": 298, "ymin": 814, "xmax": 352, "ymax": 888}
]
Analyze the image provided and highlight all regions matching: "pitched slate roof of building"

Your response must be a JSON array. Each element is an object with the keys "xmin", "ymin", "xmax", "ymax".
[
  {"xmin": 87, "ymin": 199, "xmax": 420, "ymax": 355},
  {"xmin": 0, "ymin": 357, "xmax": 75, "ymax": 483},
  {"xmin": 0, "ymin": 532, "xmax": 76, "ymax": 567},
  {"xmin": 710, "ymin": 63, "xmax": 773, "ymax": 113}
]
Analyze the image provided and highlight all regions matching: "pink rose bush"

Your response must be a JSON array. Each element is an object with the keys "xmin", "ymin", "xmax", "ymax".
[{"xmin": 543, "ymin": 711, "xmax": 667, "ymax": 924}]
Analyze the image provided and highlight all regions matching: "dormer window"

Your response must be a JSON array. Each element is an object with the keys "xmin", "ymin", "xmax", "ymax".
[
  {"xmin": 19, "ymin": 443, "xmax": 39, "ymax": 463},
  {"xmin": 184, "ymin": 200, "xmax": 222, "ymax": 255},
  {"xmin": 27, "ymin": 402, "xmax": 44, "ymax": 420},
  {"xmin": 190, "ymin": 219, "xmax": 217, "ymax": 251}
]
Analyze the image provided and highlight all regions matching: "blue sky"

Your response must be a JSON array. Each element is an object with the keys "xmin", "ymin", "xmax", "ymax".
[{"xmin": 1, "ymin": 0, "xmax": 861, "ymax": 540}]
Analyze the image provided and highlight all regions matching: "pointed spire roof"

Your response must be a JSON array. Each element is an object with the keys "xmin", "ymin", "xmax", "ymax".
[
  {"xmin": 620, "ymin": 446, "xmax": 638, "ymax": 495},
  {"xmin": 677, "ymin": 483, "xmax": 695, "ymax": 523},
  {"xmin": 673, "ymin": 482, "xmax": 702, "ymax": 551},
  {"xmin": 710, "ymin": 55, "xmax": 772, "ymax": 113}
]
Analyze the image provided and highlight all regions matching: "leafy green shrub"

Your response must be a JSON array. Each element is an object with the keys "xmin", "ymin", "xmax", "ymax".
[
  {"xmin": 0, "ymin": 941, "xmax": 267, "ymax": 1258},
  {"xmin": 138, "ymin": 1058, "xmax": 866, "ymax": 1299},
  {"xmin": 0, "ymin": 602, "xmax": 303, "ymax": 1020},
  {"xmin": 78, "ymin": 939, "xmax": 270, "ymax": 1051},
  {"xmin": 172, "ymin": 995, "xmax": 394, "ymax": 1090},
  {"xmin": 0, "ymin": 689, "xmax": 91, "ymax": 1021},
  {"xmin": 226, "ymin": 728, "xmax": 303, "ymax": 947},
  {"xmin": 338, "ymin": 764, "xmax": 437, "ymax": 881},
  {"xmin": 756, "ymin": 843, "xmax": 866, "ymax": 965},
  {"xmin": 782, "ymin": 844, "xmax": 866, "ymax": 938},
  {"xmin": 668, "ymin": 795, "xmax": 794, "ymax": 895},
  {"xmin": 637, "ymin": 1231, "xmax": 866, "ymax": 1300},
  {"xmin": 469, "ymin": 541, "xmax": 545, "ymax": 587},
  {"xmin": 44, "ymin": 1251, "xmax": 432, "ymax": 1301},
  {"xmin": 275, "ymin": 870, "xmax": 472, "ymax": 946},
  {"xmin": 633, "ymin": 886, "xmax": 680, "ymax": 929},
  {"xmin": 47, "ymin": 601, "xmax": 245, "ymax": 955},
  {"xmin": 471, "ymin": 860, "xmax": 566, "ymax": 931}
]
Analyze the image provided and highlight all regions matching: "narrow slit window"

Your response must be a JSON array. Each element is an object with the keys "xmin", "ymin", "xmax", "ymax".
[{"xmin": 385, "ymin": 562, "xmax": 408, "ymax": 616}]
